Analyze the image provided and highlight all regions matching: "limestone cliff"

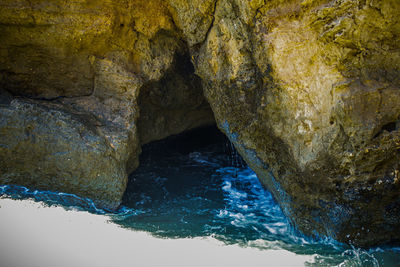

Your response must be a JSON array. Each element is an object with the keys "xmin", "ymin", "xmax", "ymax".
[
  {"xmin": 0, "ymin": 0, "xmax": 215, "ymax": 209},
  {"xmin": 1, "ymin": 0, "xmax": 400, "ymax": 246},
  {"xmin": 194, "ymin": 0, "xmax": 400, "ymax": 246}
]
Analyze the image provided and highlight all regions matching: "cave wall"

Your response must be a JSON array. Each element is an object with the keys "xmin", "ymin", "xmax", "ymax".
[
  {"xmin": 0, "ymin": 0, "xmax": 215, "ymax": 209},
  {"xmin": 1, "ymin": 0, "xmax": 400, "ymax": 246},
  {"xmin": 138, "ymin": 52, "xmax": 215, "ymax": 145},
  {"xmin": 193, "ymin": 0, "xmax": 400, "ymax": 246}
]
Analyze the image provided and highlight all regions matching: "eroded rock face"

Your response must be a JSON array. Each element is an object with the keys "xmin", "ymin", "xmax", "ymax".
[
  {"xmin": 0, "ymin": 0, "xmax": 178, "ymax": 97},
  {"xmin": 1, "ymin": 0, "xmax": 400, "ymax": 246},
  {"xmin": 0, "ymin": 0, "xmax": 214, "ymax": 209},
  {"xmin": 138, "ymin": 52, "xmax": 215, "ymax": 144},
  {"xmin": 0, "ymin": 90, "xmax": 133, "ymax": 209},
  {"xmin": 195, "ymin": 0, "xmax": 400, "ymax": 246}
]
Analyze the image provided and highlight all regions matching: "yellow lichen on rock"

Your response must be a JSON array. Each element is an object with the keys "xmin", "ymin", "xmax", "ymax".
[
  {"xmin": 1, "ymin": 0, "xmax": 400, "ymax": 246},
  {"xmin": 195, "ymin": 0, "xmax": 400, "ymax": 246},
  {"xmin": 0, "ymin": 0, "xmax": 214, "ymax": 210}
]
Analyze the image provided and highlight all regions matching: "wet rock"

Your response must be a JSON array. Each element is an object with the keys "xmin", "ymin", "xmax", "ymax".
[
  {"xmin": 194, "ymin": 0, "xmax": 400, "ymax": 246},
  {"xmin": 1, "ymin": 0, "xmax": 400, "ymax": 246},
  {"xmin": 0, "ymin": 0, "xmax": 214, "ymax": 209},
  {"xmin": 0, "ymin": 93, "xmax": 134, "ymax": 209}
]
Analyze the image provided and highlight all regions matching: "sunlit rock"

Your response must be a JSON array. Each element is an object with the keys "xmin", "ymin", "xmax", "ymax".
[
  {"xmin": 195, "ymin": 0, "xmax": 400, "ymax": 246},
  {"xmin": 0, "ymin": 0, "xmax": 214, "ymax": 209},
  {"xmin": 1, "ymin": 0, "xmax": 400, "ymax": 246}
]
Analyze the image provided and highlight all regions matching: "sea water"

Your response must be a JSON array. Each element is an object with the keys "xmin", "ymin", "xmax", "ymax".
[{"xmin": 1, "ymin": 129, "xmax": 400, "ymax": 266}]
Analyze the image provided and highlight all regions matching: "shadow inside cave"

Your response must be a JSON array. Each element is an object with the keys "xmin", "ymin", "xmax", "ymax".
[{"xmin": 114, "ymin": 125, "xmax": 302, "ymax": 246}]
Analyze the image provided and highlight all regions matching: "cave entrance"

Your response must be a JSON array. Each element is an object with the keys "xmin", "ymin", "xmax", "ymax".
[
  {"xmin": 120, "ymin": 125, "xmax": 245, "ymax": 233},
  {"xmin": 123, "ymin": 125, "xmax": 242, "ymax": 204},
  {"xmin": 124, "ymin": 124, "xmax": 248, "ymax": 201},
  {"xmin": 116, "ymin": 125, "xmax": 288, "ymax": 243},
  {"xmin": 137, "ymin": 51, "xmax": 216, "ymax": 145}
]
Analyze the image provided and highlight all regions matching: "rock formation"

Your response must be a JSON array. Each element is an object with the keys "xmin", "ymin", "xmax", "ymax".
[
  {"xmin": 194, "ymin": 0, "xmax": 400, "ymax": 246},
  {"xmin": 0, "ymin": 90, "xmax": 131, "ymax": 209},
  {"xmin": 0, "ymin": 0, "xmax": 214, "ymax": 209},
  {"xmin": 1, "ymin": 0, "xmax": 399, "ymax": 246}
]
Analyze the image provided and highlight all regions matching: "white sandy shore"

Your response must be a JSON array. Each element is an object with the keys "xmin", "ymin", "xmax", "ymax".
[{"xmin": 0, "ymin": 198, "xmax": 314, "ymax": 267}]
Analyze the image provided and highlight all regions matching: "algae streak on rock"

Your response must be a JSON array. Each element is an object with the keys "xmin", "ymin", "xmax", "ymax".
[{"xmin": 1, "ymin": 0, "xmax": 400, "ymax": 247}]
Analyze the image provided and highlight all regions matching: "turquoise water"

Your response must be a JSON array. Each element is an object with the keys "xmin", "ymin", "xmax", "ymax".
[{"xmin": 1, "ymin": 128, "xmax": 400, "ymax": 266}]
